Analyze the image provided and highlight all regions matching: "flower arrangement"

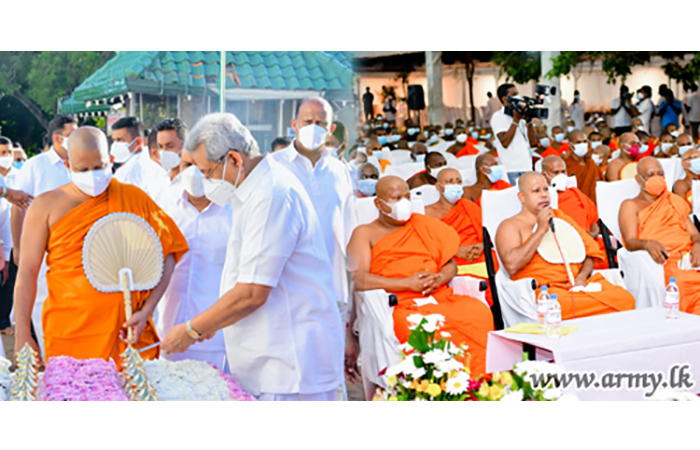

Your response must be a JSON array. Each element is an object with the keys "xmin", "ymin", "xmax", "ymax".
[
  {"xmin": 0, "ymin": 357, "xmax": 11, "ymax": 401},
  {"xmin": 42, "ymin": 356, "xmax": 129, "ymax": 401},
  {"xmin": 373, "ymin": 314, "xmax": 574, "ymax": 401}
]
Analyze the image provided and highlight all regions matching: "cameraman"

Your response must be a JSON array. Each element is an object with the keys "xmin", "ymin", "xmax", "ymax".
[
  {"xmin": 609, "ymin": 85, "xmax": 639, "ymax": 136},
  {"xmin": 491, "ymin": 83, "xmax": 538, "ymax": 185}
]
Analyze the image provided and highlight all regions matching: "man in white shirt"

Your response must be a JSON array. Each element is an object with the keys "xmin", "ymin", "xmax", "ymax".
[
  {"xmin": 569, "ymin": 90, "xmax": 586, "ymax": 130},
  {"xmin": 161, "ymin": 113, "xmax": 344, "ymax": 401},
  {"xmin": 609, "ymin": 85, "xmax": 638, "ymax": 136},
  {"xmin": 490, "ymin": 83, "xmax": 538, "ymax": 185},
  {"xmin": 685, "ymin": 84, "xmax": 700, "ymax": 141},
  {"xmin": 154, "ymin": 118, "xmax": 187, "ymax": 182},
  {"xmin": 635, "ymin": 85, "xmax": 654, "ymax": 134},
  {"xmin": 272, "ymin": 98, "xmax": 356, "ymax": 325},
  {"xmin": 155, "ymin": 150, "xmax": 232, "ymax": 370},
  {"xmin": 10, "ymin": 115, "xmax": 75, "ymax": 355},
  {"xmin": 111, "ymin": 117, "xmax": 170, "ymax": 199}
]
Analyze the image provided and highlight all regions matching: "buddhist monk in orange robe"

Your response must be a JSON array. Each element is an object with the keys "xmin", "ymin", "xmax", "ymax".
[
  {"xmin": 425, "ymin": 168, "xmax": 499, "ymax": 307},
  {"xmin": 14, "ymin": 127, "xmax": 188, "ymax": 367},
  {"xmin": 462, "ymin": 153, "xmax": 513, "ymax": 207},
  {"xmin": 605, "ymin": 132, "xmax": 638, "ymax": 181},
  {"xmin": 347, "ymin": 176, "xmax": 494, "ymax": 378},
  {"xmin": 672, "ymin": 148, "xmax": 700, "ymax": 206},
  {"xmin": 564, "ymin": 130, "xmax": 601, "ymax": 204},
  {"xmin": 495, "ymin": 172, "xmax": 634, "ymax": 320},
  {"xmin": 620, "ymin": 157, "xmax": 700, "ymax": 315}
]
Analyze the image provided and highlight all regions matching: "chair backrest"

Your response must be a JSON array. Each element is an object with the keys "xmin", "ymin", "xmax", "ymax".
[
  {"xmin": 693, "ymin": 179, "xmax": 700, "ymax": 217},
  {"xmin": 411, "ymin": 184, "xmax": 440, "ymax": 206},
  {"xmin": 354, "ymin": 194, "xmax": 426, "ymax": 226},
  {"xmin": 382, "ymin": 161, "xmax": 424, "ymax": 181},
  {"xmin": 659, "ymin": 157, "xmax": 683, "ymax": 191},
  {"xmin": 452, "ymin": 155, "xmax": 477, "ymax": 171},
  {"xmin": 481, "ymin": 186, "xmax": 521, "ymax": 244},
  {"xmin": 367, "ymin": 155, "xmax": 381, "ymax": 173},
  {"xmin": 443, "ymin": 152, "xmax": 457, "ymax": 165},
  {"xmin": 474, "ymin": 144, "xmax": 489, "ymax": 155},
  {"xmin": 388, "ymin": 150, "xmax": 412, "ymax": 166},
  {"xmin": 595, "ymin": 179, "xmax": 640, "ymax": 242},
  {"xmin": 548, "ymin": 176, "xmax": 578, "ymax": 210},
  {"xmin": 534, "ymin": 158, "xmax": 543, "ymax": 173}
]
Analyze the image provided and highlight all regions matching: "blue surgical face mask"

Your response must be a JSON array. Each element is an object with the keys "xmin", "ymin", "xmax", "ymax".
[
  {"xmin": 13, "ymin": 161, "xmax": 24, "ymax": 170},
  {"xmin": 471, "ymin": 132, "xmax": 480, "ymax": 140},
  {"xmin": 554, "ymin": 133, "xmax": 565, "ymax": 143},
  {"xmin": 440, "ymin": 183, "xmax": 463, "ymax": 203},
  {"xmin": 485, "ymin": 165, "xmax": 504, "ymax": 183},
  {"xmin": 679, "ymin": 145, "xmax": 694, "ymax": 156},
  {"xmin": 415, "ymin": 154, "xmax": 426, "ymax": 163},
  {"xmin": 482, "ymin": 133, "xmax": 491, "ymax": 140},
  {"xmin": 358, "ymin": 178, "xmax": 378, "ymax": 196},
  {"xmin": 377, "ymin": 136, "xmax": 388, "ymax": 145}
]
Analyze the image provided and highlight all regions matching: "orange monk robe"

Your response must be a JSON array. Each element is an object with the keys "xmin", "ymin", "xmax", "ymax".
[
  {"xmin": 379, "ymin": 159, "xmax": 392, "ymax": 172},
  {"xmin": 599, "ymin": 164, "xmax": 608, "ymax": 180},
  {"xmin": 43, "ymin": 179, "xmax": 189, "ymax": 368},
  {"xmin": 565, "ymin": 155, "xmax": 601, "ymax": 204},
  {"xmin": 511, "ymin": 209, "xmax": 634, "ymax": 320},
  {"xmin": 439, "ymin": 199, "xmax": 499, "ymax": 307},
  {"xmin": 456, "ymin": 142, "xmax": 480, "ymax": 157},
  {"xmin": 637, "ymin": 190, "xmax": 700, "ymax": 314},
  {"xmin": 475, "ymin": 179, "xmax": 513, "ymax": 207},
  {"xmin": 557, "ymin": 187, "xmax": 607, "ymax": 270},
  {"xmin": 370, "ymin": 214, "xmax": 495, "ymax": 377},
  {"xmin": 541, "ymin": 142, "xmax": 570, "ymax": 159},
  {"xmin": 609, "ymin": 137, "xmax": 619, "ymax": 151}
]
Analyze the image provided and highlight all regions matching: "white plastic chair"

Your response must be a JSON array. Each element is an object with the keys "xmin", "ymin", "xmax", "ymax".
[
  {"xmin": 382, "ymin": 162, "xmax": 425, "ymax": 181},
  {"xmin": 452, "ymin": 155, "xmax": 477, "ymax": 171},
  {"xmin": 596, "ymin": 179, "xmax": 665, "ymax": 308},
  {"xmin": 443, "ymin": 152, "xmax": 457, "ymax": 165},
  {"xmin": 692, "ymin": 179, "xmax": 700, "ymax": 218},
  {"xmin": 548, "ymin": 176, "xmax": 578, "ymax": 210},
  {"xmin": 534, "ymin": 159, "xmax": 543, "ymax": 173},
  {"xmin": 388, "ymin": 150, "xmax": 412, "ymax": 166},
  {"xmin": 659, "ymin": 157, "xmax": 683, "ymax": 192},
  {"xmin": 411, "ymin": 184, "xmax": 440, "ymax": 206}
]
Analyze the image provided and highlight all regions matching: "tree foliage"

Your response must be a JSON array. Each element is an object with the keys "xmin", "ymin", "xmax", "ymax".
[{"xmin": 491, "ymin": 52, "xmax": 541, "ymax": 84}]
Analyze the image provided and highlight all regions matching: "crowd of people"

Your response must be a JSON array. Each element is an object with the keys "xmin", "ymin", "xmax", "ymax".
[{"xmin": 1, "ymin": 79, "xmax": 700, "ymax": 401}]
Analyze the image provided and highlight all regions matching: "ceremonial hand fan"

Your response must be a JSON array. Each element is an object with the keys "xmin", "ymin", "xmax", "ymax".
[
  {"xmin": 535, "ymin": 217, "xmax": 586, "ymax": 292},
  {"xmin": 620, "ymin": 162, "xmax": 639, "ymax": 180},
  {"xmin": 82, "ymin": 213, "xmax": 164, "ymax": 342}
]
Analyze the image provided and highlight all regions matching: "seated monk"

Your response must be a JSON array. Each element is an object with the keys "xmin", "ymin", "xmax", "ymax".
[
  {"xmin": 407, "ymin": 151, "xmax": 447, "ymax": 189},
  {"xmin": 446, "ymin": 126, "xmax": 468, "ymax": 155},
  {"xmin": 672, "ymin": 148, "xmax": 700, "ymax": 205},
  {"xmin": 13, "ymin": 127, "xmax": 189, "ymax": 367},
  {"xmin": 676, "ymin": 133, "xmax": 695, "ymax": 157},
  {"xmin": 495, "ymin": 172, "xmax": 634, "ymax": 320},
  {"xmin": 347, "ymin": 176, "xmax": 494, "ymax": 377},
  {"xmin": 462, "ymin": 153, "xmax": 512, "ymax": 207},
  {"xmin": 605, "ymin": 132, "xmax": 639, "ymax": 181},
  {"xmin": 425, "ymin": 168, "xmax": 499, "ymax": 306},
  {"xmin": 564, "ymin": 129, "xmax": 602, "ymax": 204},
  {"xmin": 541, "ymin": 126, "xmax": 570, "ymax": 158},
  {"xmin": 455, "ymin": 130, "xmax": 481, "ymax": 158},
  {"xmin": 655, "ymin": 132, "xmax": 675, "ymax": 158},
  {"xmin": 620, "ymin": 157, "xmax": 700, "ymax": 315},
  {"xmin": 410, "ymin": 142, "xmax": 428, "ymax": 163},
  {"xmin": 592, "ymin": 144, "xmax": 611, "ymax": 179}
]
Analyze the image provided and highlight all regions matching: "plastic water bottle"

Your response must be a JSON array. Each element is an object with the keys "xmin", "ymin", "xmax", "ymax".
[
  {"xmin": 546, "ymin": 294, "xmax": 562, "ymax": 339},
  {"xmin": 665, "ymin": 277, "xmax": 680, "ymax": 319},
  {"xmin": 536, "ymin": 286, "xmax": 551, "ymax": 330}
]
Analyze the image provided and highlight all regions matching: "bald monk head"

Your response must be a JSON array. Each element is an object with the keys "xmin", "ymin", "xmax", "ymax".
[
  {"xmin": 541, "ymin": 155, "xmax": 567, "ymax": 186},
  {"xmin": 619, "ymin": 132, "xmax": 640, "ymax": 158},
  {"xmin": 67, "ymin": 126, "xmax": 110, "ymax": 172},
  {"xmin": 636, "ymin": 157, "xmax": 665, "ymax": 193},
  {"xmin": 475, "ymin": 152, "xmax": 500, "ymax": 185},
  {"xmin": 411, "ymin": 142, "xmax": 428, "ymax": 161},
  {"xmin": 681, "ymin": 148, "xmax": 700, "ymax": 177},
  {"xmin": 375, "ymin": 175, "xmax": 412, "ymax": 224},
  {"xmin": 436, "ymin": 167, "xmax": 463, "ymax": 202},
  {"xmin": 517, "ymin": 171, "xmax": 550, "ymax": 214},
  {"xmin": 593, "ymin": 144, "xmax": 611, "ymax": 166},
  {"xmin": 677, "ymin": 133, "xmax": 695, "ymax": 156}
]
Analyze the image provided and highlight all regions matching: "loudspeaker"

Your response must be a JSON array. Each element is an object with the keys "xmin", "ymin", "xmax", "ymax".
[{"xmin": 407, "ymin": 85, "xmax": 425, "ymax": 111}]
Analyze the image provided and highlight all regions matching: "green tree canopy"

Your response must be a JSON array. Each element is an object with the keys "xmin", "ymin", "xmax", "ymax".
[{"xmin": 491, "ymin": 52, "xmax": 541, "ymax": 84}]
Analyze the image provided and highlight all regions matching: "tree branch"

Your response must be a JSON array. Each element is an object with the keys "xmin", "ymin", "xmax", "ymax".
[{"xmin": 11, "ymin": 91, "xmax": 49, "ymax": 130}]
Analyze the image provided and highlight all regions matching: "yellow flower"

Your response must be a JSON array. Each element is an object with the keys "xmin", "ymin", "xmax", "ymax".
[
  {"xmin": 410, "ymin": 380, "xmax": 419, "ymax": 390},
  {"xmin": 479, "ymin": 383, "xmax": 490, "ymax": 397},
  {"xmin": 440, "ymin": 380, "xmax": 447, "ymax": 391},
  {"xmin": 426, "ymin": 383, "xmax": 442, "ymax": 398},
  {"xmin": 388, "ymin": 396, "xmax": 398, "ymax": 401},
  {"xmin": 449, "ymin": 370, "xmax": 459, "ymax": 379},
  {"xmin": 416, "ymin": 379, "xmax": 430, "ymax": 393},
  {"xmin": 492, "ymin": 372, "xmax": 502, "ymax": 384},
  {"xmin": 489, "ymin": 384, "xmax": 504, "ymax": 400},
  {"xmin": 501, "ymin": 372, "xmax": 514, "ymax": 386},
  {"xmin": 387, "ymin": 375, "xmax": 397, "ymax": 386}
]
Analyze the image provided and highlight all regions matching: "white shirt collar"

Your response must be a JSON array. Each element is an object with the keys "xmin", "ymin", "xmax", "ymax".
[
  {"xmin": 47, "ymin": 147, "xmax": 65, "ymax": 166},
  {"xmin": 279, "ymin": 140, "xmax": 330, "ymax": 163},
  {"xmin": 234, "ymin": 155, "xmax": 270, "ymax": 204}
]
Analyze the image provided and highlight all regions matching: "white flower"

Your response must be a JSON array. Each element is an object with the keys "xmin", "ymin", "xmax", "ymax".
[
  {"xmin": 440, "ymin": 331, "xmax": 452, "ymax": 338},
  {"xmin": 422, "ymin": 349, "xmax": 450, "ymax": 365},
  {"xmin": 421, "ymin": 314, "xmax": 446, "ymax": 332},
  {"xmin": 406, "ymin": 314, "xmax": 424, "ymax": 326},
  {"xmin": 411, "ymin": 368, "xmax": 426, "ymax": 379},
  {"xmin": 500, "ymin": 389, "xmax": 524, "ymax": 401},
  {"xmin": 436, "ymin": 359, "xmax": 464, "ymax": 373},
  {"xmin": 543, "ymin": 388, "xmax": 563, "ymax": 400},
  {"xmin": 446, "ymin": 372, "xmax": 469, "ymax": 395},
  {"xmin": 398, "ymin": 342, "xmax": 413, "ymax": 353},
  {"xmin": 434, "ymin": 370, "xmax": 444, "ymax": 379}
]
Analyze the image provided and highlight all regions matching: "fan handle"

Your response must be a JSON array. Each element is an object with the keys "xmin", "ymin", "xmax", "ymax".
[{"xmin": 120, "ymin": 268, "xmax": 135, "ymax": 342}]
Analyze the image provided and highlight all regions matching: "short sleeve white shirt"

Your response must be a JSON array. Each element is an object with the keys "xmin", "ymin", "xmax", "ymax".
[
  {"xmin": 12, "ymin": 148, "xmax": 70, "ymax": 197},
  {"xmin": 114, "ymin": 150, "xmax": 170, "ymax": 200},
  {"xmin": 490, "ymin": 108, "xmax": 533, "ymax": 172},
  {"xmin": 569, "ymin": 101, "xmax": 586, "ymax": 130},
  {"xmin": 637, "ymin": 98, "xmax": 654, "ymax": 132},
  {"xmin": 687, "ymin": 92, "xmax": 700, "ymax": 122},
  {"xmin": 611, "ymin": 97, "xmax": 632, "ymax": 128},
  {"xmin": 221, "ymin": 156, "xmax": 343, "ymax": 396}
]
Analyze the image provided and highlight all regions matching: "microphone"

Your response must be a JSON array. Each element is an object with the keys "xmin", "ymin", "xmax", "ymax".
[{"xmin": 549, "ymin": 218, "xmax": 556, "ymax": 232}]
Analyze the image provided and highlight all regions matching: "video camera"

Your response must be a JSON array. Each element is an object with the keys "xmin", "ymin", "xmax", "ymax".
[
  {"xmin": 504, "ymin": 84, "xmax": 556, "ymax": 120},
  {"xmin": 621, "ymin": 91, "xmax": 633, "ymax": 101}
]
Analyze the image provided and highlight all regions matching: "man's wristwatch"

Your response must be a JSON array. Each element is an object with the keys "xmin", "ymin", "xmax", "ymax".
[{"xmin": 186, "ymin": 320, "xmax": 202, "ymax": 340}]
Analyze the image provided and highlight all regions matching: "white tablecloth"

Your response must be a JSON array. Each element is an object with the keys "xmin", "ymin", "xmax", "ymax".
[{"xmin": 486, "ymin": 308, "xmax": 700, "ymax": 400}]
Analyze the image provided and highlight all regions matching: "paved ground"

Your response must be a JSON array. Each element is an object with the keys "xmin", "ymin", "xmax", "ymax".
[{"xmin": 2, "ymin": 331, "xmax": 366, "ymax": 400}]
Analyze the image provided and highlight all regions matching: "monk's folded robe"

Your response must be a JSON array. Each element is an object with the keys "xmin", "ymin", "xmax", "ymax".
[
  {"xmin": 370, "ymin": 214, "xmax": 494, "ymax": 377},
  {"xmin": 557, "ymin": 186, "xmax": 608, "ymax": 270},
  {"xmin": 637, "ymin": 190, "xmax": 700, "ymax": 314},
  {"xmin": 511, "ymin": 209, "xmax": 634, "ymax": 320},
  {"xmin": 439, "ymin": 199, "xmax": 498, "ymax": 307},
  {"xmin": 475, "ymin": 179, "xmax": 512, "ymax": 207},
  {"xmin": 541, "ymin": 143, "xmax": 570, "ymax": 159},
  {"xmin": 44, "ymin": 179, "xmax": 189, "ymax": 368},
  {"xmin": 565, "ymin": 156, "xmax": 600, "ymax": 204}
]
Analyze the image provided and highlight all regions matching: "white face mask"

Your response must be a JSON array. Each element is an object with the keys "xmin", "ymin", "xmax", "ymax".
[
  {"xmin": 637, "ymin": 93, "xmax": 644, "ymax": 100},
  {"xmin": 679, "ymin": 145, "xmax": 694, "ymax": 156},
  {"xmin": 566, "ymin": 126, "xmax": 575, "ymax": 133},
  {"xmin": 671, "ymin": 131, "xmax": 680, "ymax": 138},
  {"xmin": 160, "ymin": 150, "xmax": 181, "ymax": 170},
  {"xmin": 456, "ymin": 133, "xmax": 467, "ymax": 144},
  {"xmin": 590, "ymin": 141, "xmax": 602, "ymax": 150},
  {"xmin": 203, "ymin": 155, "xmax": 242, "ymax": 206},
  {"xmin": 591, "ymin": 154, "xmax": 603, "ymax": 166},
  {"xmin": 428, "ymin": 166, "xmax": 445, "ymax": 179},
  {"xmin": 660, "ymin": 143, "xmax": 673, "ymax": 153},
  {"xmin": 0, "ymin": 155, "xmax": 13, "ymax": 170},
  {"xmin": 550, "ymin": 173, "xmax": 568, "ymax": 192},
  {"xmin": 444, "ymin": 128, "xmax": 454, "ymax": 136},
  {"xmin": 110, "ymin": 138, "xmax": 137, "ymax": 163},
  {"xmin": 181, "ymin": 165, "xmax": 205, "ymax": 198},
  {"xmin": 71, "ymin": 166, "xmax": 112, "ymax": 197},
  {"xmin": 325, "ymin": 146, "xmax": 340, "ymax": 158},
  {"xmin": 297, "ymin": 124, "xmax": 328, "ymax": 151},
  {"xmin": 554, "ymin": 133, "xmax": 565, "ymax": 143},
  {"xmin": 379, "ymin": 198, "xmax": 412, "ymax": 222},
  {"xmin": 572, "ymin": 142, "xmax": 589, "ymax": 157},
  {"xmin": 427, "ymin": 135, "xmax": 439, "ymax": 145},
  {"xmin": 540, "ymin": 137, "xmax": 551, "ymax": 148},
  {"xmin": 57, "ymin": 134, "xmax": 70, "ymax": 152}
]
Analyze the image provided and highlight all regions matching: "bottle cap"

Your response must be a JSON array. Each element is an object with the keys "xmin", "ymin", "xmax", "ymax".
[
  {"xmin": 541, "ymin": 286, "xmax": 548, "ymax": 292},
  {"xmin": 551, "ymin": 294, "xmax": 558, "ymax": 300},
  {"xmin": 670, "ymin": 277, "xmax": 676, "ymax": 283}
]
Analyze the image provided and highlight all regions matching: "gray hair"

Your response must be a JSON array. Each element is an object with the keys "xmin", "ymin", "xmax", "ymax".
[{"xmin": 184, "ymin": 113, "xmax": 260, "ymax": 161}]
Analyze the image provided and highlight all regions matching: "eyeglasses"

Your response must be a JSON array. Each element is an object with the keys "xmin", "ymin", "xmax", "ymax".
[{"xmin": 202, "ymin": 158, "xmax": 223, "ymax": 179}]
